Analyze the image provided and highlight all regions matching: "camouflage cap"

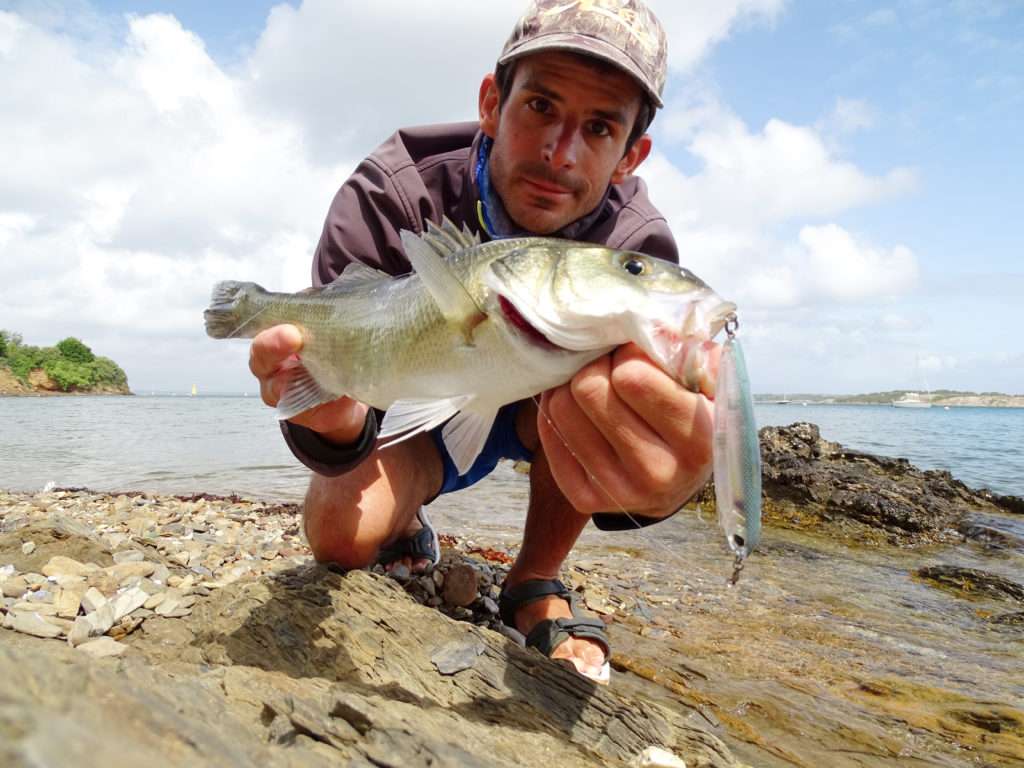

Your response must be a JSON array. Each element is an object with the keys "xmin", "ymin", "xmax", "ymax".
[{"xmin": 498, "ymin": 0, "xmax": 668, "ymax": 108}]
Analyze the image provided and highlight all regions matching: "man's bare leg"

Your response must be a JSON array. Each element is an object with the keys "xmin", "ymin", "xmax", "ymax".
[{"xmin": 303, "ymin": 433, "xmax": 443, "ymax": 570}]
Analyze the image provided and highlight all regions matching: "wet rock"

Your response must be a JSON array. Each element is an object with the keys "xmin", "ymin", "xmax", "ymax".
[
  {"xmin": 755, "ymin": 423, "xmax": 1013, "ymax": 546},
  {"xmin": 991, "ymin": 611, "xmax": 1024, "ymax": 626},
  {"xmin": 915, "ymin": 566, "xmax": 1024, "ymax": 602}
]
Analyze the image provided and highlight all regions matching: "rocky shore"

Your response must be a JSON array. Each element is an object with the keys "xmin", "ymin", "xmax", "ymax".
[
  {"xmin": 3, "ymin": 424, "xmax": 1023, "ymax": 767},
  {"xmin": 0, "ymin": 365, "xmax": 130, "ymax": 396},
  {"xmin": 0, "ymin": 488, "xmax": 736, "ymax": 768}
]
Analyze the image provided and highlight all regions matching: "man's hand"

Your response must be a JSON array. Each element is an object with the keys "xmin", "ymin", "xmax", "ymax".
[
  {"xmin": 249, "ymin": 324, "xmax": 369, "ymax": 445},
  {"xmin": 537, "ymin": 342, "xmax": 719, "ymax": 517}
]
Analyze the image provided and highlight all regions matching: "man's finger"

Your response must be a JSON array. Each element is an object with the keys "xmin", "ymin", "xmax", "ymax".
[{"xmin": 249, "ymin": 325, "xmax": 304, "ymax": 379}]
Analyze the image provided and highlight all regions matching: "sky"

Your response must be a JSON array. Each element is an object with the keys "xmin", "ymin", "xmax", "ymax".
[{"xmin": 0, "ymin": 0, "xmax": 1021, "ymax": 396}]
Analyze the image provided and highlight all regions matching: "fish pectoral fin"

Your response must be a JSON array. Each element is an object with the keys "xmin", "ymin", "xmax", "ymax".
[
  {"xmin": 276, "ymin": 364, "xmax": 339, "ymax": 421},
  {"xmin": 379, "ymin": 395, "xmax": 474, "ymax": 446},
  {"xmin": 400, "ymin": 229, "xmax": 486, "ymax": 332},
  {"xmin": 441, "ymin": 408, "xmax": 498, "ymax": 476}
]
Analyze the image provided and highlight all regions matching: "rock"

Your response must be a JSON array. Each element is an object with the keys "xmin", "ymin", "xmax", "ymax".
[
  {"xmin": 68, "ymin": 616, "xmax": 92, "ymax": 647},
  {"xmin": 481, "ymin": 596, "xmax": 499, "ymax": 615},
  {"xmin": 105, "ymin": 561, "xmax": 157, "ymax": 583},
  {"xmin": 2, "ymin": 577, "xmax": 29, "ymax": 599},
  {"xmin": 81, "ymin": 587, "xmax": 108, "ymax": 613},
  {"xmin": 388, "ymin": 563, "xmax": 411, "ymax": 583},
  {"xmin": 916, "ymin": 566, "xmax": 1024, "ymax": 602},
  {"xmin": 55, "ymin": 588, "xmax": 82, "ymax": 619},
  {"xmin": 111, "ymin": 587, "xmax": 150, "ymax": 622},
  {"xmin": 87, "ymin": 602, "xmax": 116, "ymax": 636},
  {"xmin": 77, "ymin": 636, "xmax": 128, "ymax": 658},
  {"xmin": 7, "ymin": 611, "xmax": 64, "ymax": 639},
  {"xmin": 757, "ymin": 423, "xmax": 1011, "ymax": 546},
  {"xmin": 21, "ymin": 541, "xmax": 36, "ymax": 555},
  {"xmin": 442, "ymin": 564, "xmax": 478, "ymax": 607},
  {"xmin": 42, "ymin": 556, "xmax": 92, "ymax": 578},
  {"xmin": 630, "ymin": 746, "xmax": 687, "ymax": 767},
  {"xmin": 431, "ymin": 638, "xmax": 485, "ymax": 675},
  {"xmin": 112, "ymin": 550, "xmax": 145, "ymax": 564}
]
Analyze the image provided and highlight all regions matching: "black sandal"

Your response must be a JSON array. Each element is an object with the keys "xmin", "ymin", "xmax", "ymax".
[
  {"xmin": 375, "ymin": 507, "xmax": 440, "ymax": 571},
  {"xmin": 499, "ymin": 578, "xmax": 611, "ymax": 683}
]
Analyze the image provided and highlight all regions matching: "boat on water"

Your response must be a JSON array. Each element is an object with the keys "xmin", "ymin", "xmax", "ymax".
[{"xmin": 892, "ymin": 392, "xmax": 932, "ymax": 408}]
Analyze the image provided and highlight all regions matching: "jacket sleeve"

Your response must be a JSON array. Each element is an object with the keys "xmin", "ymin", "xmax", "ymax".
[
  {"xmin": 285, "ymin": 153, "xmax": 422, "ymax": 473},
  {"xmin": 619, "ymin": 218, "xmax": 679, "ymax": 265},
  {"xmin": 312, "ymin": 155, "xmax": 419, "ymax": 286}
]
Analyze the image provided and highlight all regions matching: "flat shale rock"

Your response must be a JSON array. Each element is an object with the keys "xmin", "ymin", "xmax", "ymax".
[{"xmin": 0, "ymin": 490, "xmax": 739, "ymax": 768}]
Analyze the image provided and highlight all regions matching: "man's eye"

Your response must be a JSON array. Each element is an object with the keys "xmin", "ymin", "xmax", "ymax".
[
  {"xmin": 527, "ymin": 98, "xmax": 552, "ymax": 114},
  {"xmin": 588, "ymin": 121, "xmax": 611, "ymax": 137}
]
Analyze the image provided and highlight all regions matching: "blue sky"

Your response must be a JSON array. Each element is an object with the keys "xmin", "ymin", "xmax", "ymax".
[{"xmin": 1, "ymin": 1, "xmax": 1020, "ymax": 395}]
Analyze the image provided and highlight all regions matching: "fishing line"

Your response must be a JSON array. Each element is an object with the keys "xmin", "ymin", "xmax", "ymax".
[{"xmin": 529, "ymin": 390, "xmax": 731, "ymax": 586}]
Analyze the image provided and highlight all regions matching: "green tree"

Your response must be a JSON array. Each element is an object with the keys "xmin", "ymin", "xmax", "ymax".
[
  {"xmin": 44, "ymin": 358, "xmax": 94, "ymax": 391},
  {"xmin": 56, "ymin": 337, "xmax": 95, "ymax": 364}
]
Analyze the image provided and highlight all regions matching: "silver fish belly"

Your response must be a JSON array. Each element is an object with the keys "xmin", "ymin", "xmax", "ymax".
[{"xmin": 712, "ymin": 332, "xmax": 762, "ymax": 583}]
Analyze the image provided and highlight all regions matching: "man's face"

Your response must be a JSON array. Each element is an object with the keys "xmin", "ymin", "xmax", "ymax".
[{"xmin": 479, "ymin": 51, "xmax": 651, "ymax": 235}]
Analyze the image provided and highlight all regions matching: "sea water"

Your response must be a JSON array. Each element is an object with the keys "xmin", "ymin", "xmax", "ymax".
[{"xmin": 0, "ymin": 396, "xmax": 1021, "ymax": 499}]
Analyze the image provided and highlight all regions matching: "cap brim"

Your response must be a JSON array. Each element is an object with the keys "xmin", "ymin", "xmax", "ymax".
[{"xmin": 497, "ymin": 33, "xmax": 663, "ymax": 108}]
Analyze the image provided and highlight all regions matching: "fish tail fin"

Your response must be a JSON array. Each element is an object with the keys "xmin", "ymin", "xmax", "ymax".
[{"xmin": 204, "ymin": 281, "xmax": 266, "ymax": 339}]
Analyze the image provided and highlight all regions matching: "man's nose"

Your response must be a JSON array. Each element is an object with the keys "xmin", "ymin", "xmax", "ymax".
[{"xmin": 542, "ymin": 122, "xmax": 580, "ymax": 170}]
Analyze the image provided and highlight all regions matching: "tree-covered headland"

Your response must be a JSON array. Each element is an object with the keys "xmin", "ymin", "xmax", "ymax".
[{"xmin": 0, "ymin": 330, "xmax": 129, "ymax": 393}]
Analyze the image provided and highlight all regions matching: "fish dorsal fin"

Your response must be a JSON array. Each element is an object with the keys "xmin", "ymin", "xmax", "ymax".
[
  {"xmin": 400, "ymin": 221, "xmax": 485, "ymax": 343},
  {"xmin": 323, "ymin": 261, "xmax": 392, "ymax": 290},
  {"xmin": 423, "ymin": 217, "xmax": 480, "ymax": 257}
]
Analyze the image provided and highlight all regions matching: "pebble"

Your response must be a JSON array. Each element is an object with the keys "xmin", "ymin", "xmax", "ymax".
[
  {"xmin": 629, "ymin": 746, "xmax": 687, "ymax": 767},
  {"xmin": 442, "ymin": 565, "xmax": 478, "ymax": 607},
  {"xmin": 7, "ymin": 611, "xmax": 63, "ymax": 639},
  {"xmin": 21, "ymin": 541, "xmax": 36, "ymax": 555},
  {"xmin": 41, "ymin": 556, "xmax": 92, "ymax": 578},
  {"xmin": 112, "ymin": 550, "xmax": 145, "ymax": 564},
  {"xmin": 82, "ymin": 587, "xmax": 108, "ymax": 613},
  {"xmin": 2, "ymin": 578, "xmax": 29, "ymax": 599}
]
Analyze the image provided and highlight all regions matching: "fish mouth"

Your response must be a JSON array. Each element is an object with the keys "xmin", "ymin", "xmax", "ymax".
[{"xmin": 498, "ymin": 295, "xmax": 567, "ymax": 351}]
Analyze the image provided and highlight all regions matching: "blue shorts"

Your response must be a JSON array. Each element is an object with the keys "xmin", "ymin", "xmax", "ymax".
[{"xmin": 429, "ymin": 402, "xmax": 534, "ymax": 495}]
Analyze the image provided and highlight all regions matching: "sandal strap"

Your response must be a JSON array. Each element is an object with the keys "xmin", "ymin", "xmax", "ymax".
[
  {"xmin": 375, "ymin": 508, "xmax": 440, "ymax": 567},
  {"xmin": 498, "ymin": 578, "xmax": 572, "ymax": 627},
  {"xmin": 524, "ymin": 616, "xmax": 611, "ymax": 662}
]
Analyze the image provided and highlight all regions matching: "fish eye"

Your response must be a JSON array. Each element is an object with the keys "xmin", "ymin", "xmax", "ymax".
[{"xmin": 622, "ymin": 258, "xmax": 647, "ymax": 276}]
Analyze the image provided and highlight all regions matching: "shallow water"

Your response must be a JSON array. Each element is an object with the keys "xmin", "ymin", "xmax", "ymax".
[{"xmin": 432, "ymin": 475, "xmax": 1024, "ymax": 767}]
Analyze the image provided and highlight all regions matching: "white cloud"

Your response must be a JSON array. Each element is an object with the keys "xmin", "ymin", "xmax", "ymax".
[{"xmin": 798, "ymin": 224, "xmax": 918, "ymax": 302}]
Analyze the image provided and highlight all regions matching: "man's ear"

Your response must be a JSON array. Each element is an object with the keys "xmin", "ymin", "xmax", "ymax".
[
  {"xmin": 479, "ymin": 73, "xmax": 500, "ymax": 139},
  {"xmin": 611, "ymin": 134, "xmax": 652, "ymax": 185}
]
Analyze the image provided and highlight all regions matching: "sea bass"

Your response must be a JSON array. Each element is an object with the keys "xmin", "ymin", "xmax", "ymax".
[
  {"xmin": 204, "ymin": 218, "xmax": 736, "ymax": 475},
  {"xmin": 713, "ymin": 330, "xmax": 762, "ymax": 583}
]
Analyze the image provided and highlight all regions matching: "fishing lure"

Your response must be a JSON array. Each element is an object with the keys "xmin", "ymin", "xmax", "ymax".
[{"xmin": 713, "ymin": 316, "xmax": 762, "ymax": 584}]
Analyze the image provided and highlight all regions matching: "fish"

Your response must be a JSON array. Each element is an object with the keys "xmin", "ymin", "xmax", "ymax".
[
  {"xmin": 204, "ymin": 217, "xmax": 736, "ymax": 475},
  {"xmin": 712, "ymin": 332, "xmax": 762, "ymax": 582}
]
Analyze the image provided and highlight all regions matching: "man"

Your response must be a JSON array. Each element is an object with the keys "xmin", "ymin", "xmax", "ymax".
[{"xmin": 249, "ymin": 0, "xmax": 717, "ymax": 683}]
